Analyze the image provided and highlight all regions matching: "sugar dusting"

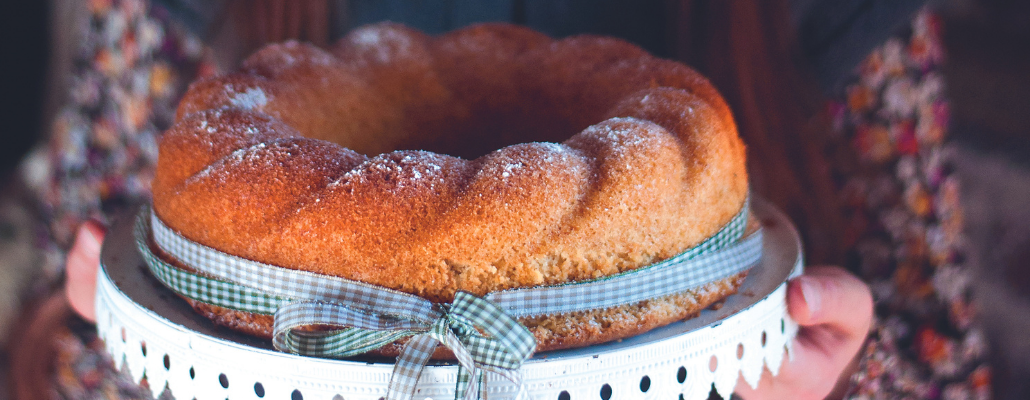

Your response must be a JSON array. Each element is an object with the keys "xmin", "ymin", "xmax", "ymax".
[
  {"xmin": 190, "ymin": 142, "xmax": 270, "ymax": 181},
  {"xmin": 187, "ymin": 140, "xmax": 345, "ymax": 186},
  {"xmin": 501, "ymin": 162, "xmax": 522, "ymax": 178},
  {"xmin": 228, "ymin": 87, "xmax": 268, "ymax": 110},
  {"xmin": 276, "ymin": 41, "xmax": 335, "ymax": 67},
  {"xmin": 348, "ymin": 26, "xmax": 414, "ymax": 64},
  {"xmin": 195, "ymin": 112, "xmax": 261, "ymax": 136},
  {"xmin": 479, "ymin": 142, "xmax": 587, "ymax": 182},
  {"xmin": 329, "ymin": 151, "xmax": 448, "ymax": 191},
  {"xmin": 198, "ymin": 119, "xmax": 217, "ymax": 134},
  {"xmin": 583, "ymin": 118, "xmax": 666, "ymax": 162}
]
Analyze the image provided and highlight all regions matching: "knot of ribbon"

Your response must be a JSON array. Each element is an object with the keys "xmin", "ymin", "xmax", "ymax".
[{"xmin": 272, "ymin": 292, "xmax": 536, "ymax": 400}]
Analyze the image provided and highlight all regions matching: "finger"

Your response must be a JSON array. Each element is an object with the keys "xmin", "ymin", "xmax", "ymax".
[
  {"xmin": 788, "ymin": 266, "xmax": 873, "ymax": 339},
  {"xmin": 64, "ymin": 221, "xmax": 106, "ymax": 323},
  {"xmin": 786, "ymin": 267, "xmax": 872, "ymax": 385}
]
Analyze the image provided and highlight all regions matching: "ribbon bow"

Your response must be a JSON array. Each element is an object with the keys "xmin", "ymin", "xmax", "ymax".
[{"xmin": 272, "ymin": 292, "xmax": 537, "ymax": 400}]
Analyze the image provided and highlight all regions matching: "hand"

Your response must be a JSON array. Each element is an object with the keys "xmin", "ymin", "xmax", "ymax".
[
  {"xmin": 64, "ymin": 221, "xmax": 106, "ymax": 323},
  {"xmin": 735, "ymin": 266, "xmax": 873, "ymax": 400}
]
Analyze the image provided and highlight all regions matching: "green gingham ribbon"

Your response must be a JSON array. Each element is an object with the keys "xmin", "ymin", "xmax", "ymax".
[{"xmin": 134, "ymin": 198, "xmax": 760, "ymax": 400}]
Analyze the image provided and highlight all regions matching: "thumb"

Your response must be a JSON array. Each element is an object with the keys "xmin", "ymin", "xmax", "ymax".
[
  {"xmin": 65, "ymin": 221, "xmax": 106, "ymax": 322},
  {"xmin": 789, "ymin": 266, "xmax": 874, "ymax": 345}
]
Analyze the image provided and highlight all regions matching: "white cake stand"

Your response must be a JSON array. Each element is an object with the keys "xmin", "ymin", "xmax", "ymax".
[{"xmin": 95, "ymin": 199, "xmax": 802, "ymax": 400}]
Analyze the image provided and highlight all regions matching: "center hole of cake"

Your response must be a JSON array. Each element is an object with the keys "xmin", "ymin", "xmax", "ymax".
[{"xmin": 336, "ymin": 103, "xmax": 593, "ymax": 160}]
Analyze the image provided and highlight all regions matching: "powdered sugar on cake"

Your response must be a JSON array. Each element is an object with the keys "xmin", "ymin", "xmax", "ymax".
[
  {"xmin": 228, "ymin": 87, "xmax": 268, "ymax": 110},
  {"xmin": 329, "ymin": 151, "xmax": 450, "ymax": 192},
  {"xmin": 347, "ymin": 26, "xmax": 414, "ymax": 64}
]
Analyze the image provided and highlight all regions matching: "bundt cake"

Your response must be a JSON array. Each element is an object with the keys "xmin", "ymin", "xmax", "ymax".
[{"xmin": 149, "ymin": 22, "xmax": 750, "ymax": 353}]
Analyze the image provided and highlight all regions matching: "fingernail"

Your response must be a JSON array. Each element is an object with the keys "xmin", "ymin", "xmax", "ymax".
[
  {"xmin": 79, "ymin": 223, "xmax": 103, "ymax": 252},
  {"xmin": 799, "ymin": 278, "xmax": 821, "ymax": 316}
]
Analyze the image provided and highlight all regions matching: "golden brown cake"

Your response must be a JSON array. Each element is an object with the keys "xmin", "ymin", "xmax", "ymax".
[{"xmin": 150, "ymin": 22, "xmax": 749, "ymax": 352}]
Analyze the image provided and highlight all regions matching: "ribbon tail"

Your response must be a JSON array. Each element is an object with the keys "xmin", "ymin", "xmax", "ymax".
[
  {"xmin": 477, "ymin": 370, "xmax": 487, "ymax": 400},
  {"xmin": 457, "ymin": 366, "xmax": 482, "ymax": 400},
  {"xmin": 272, "ymin": 300, "xmax": 421, "ymax": 358},
  {"xmin": 387, "ymin": 334, "xmax": 438, "ymax": 400},
  {"xmin": 446, "ymin": 293, "xmax": 537, "ymax": 400},
  {"xmin": 434, "ymin": 325, "xmax": 481, "ymax": 400}
]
